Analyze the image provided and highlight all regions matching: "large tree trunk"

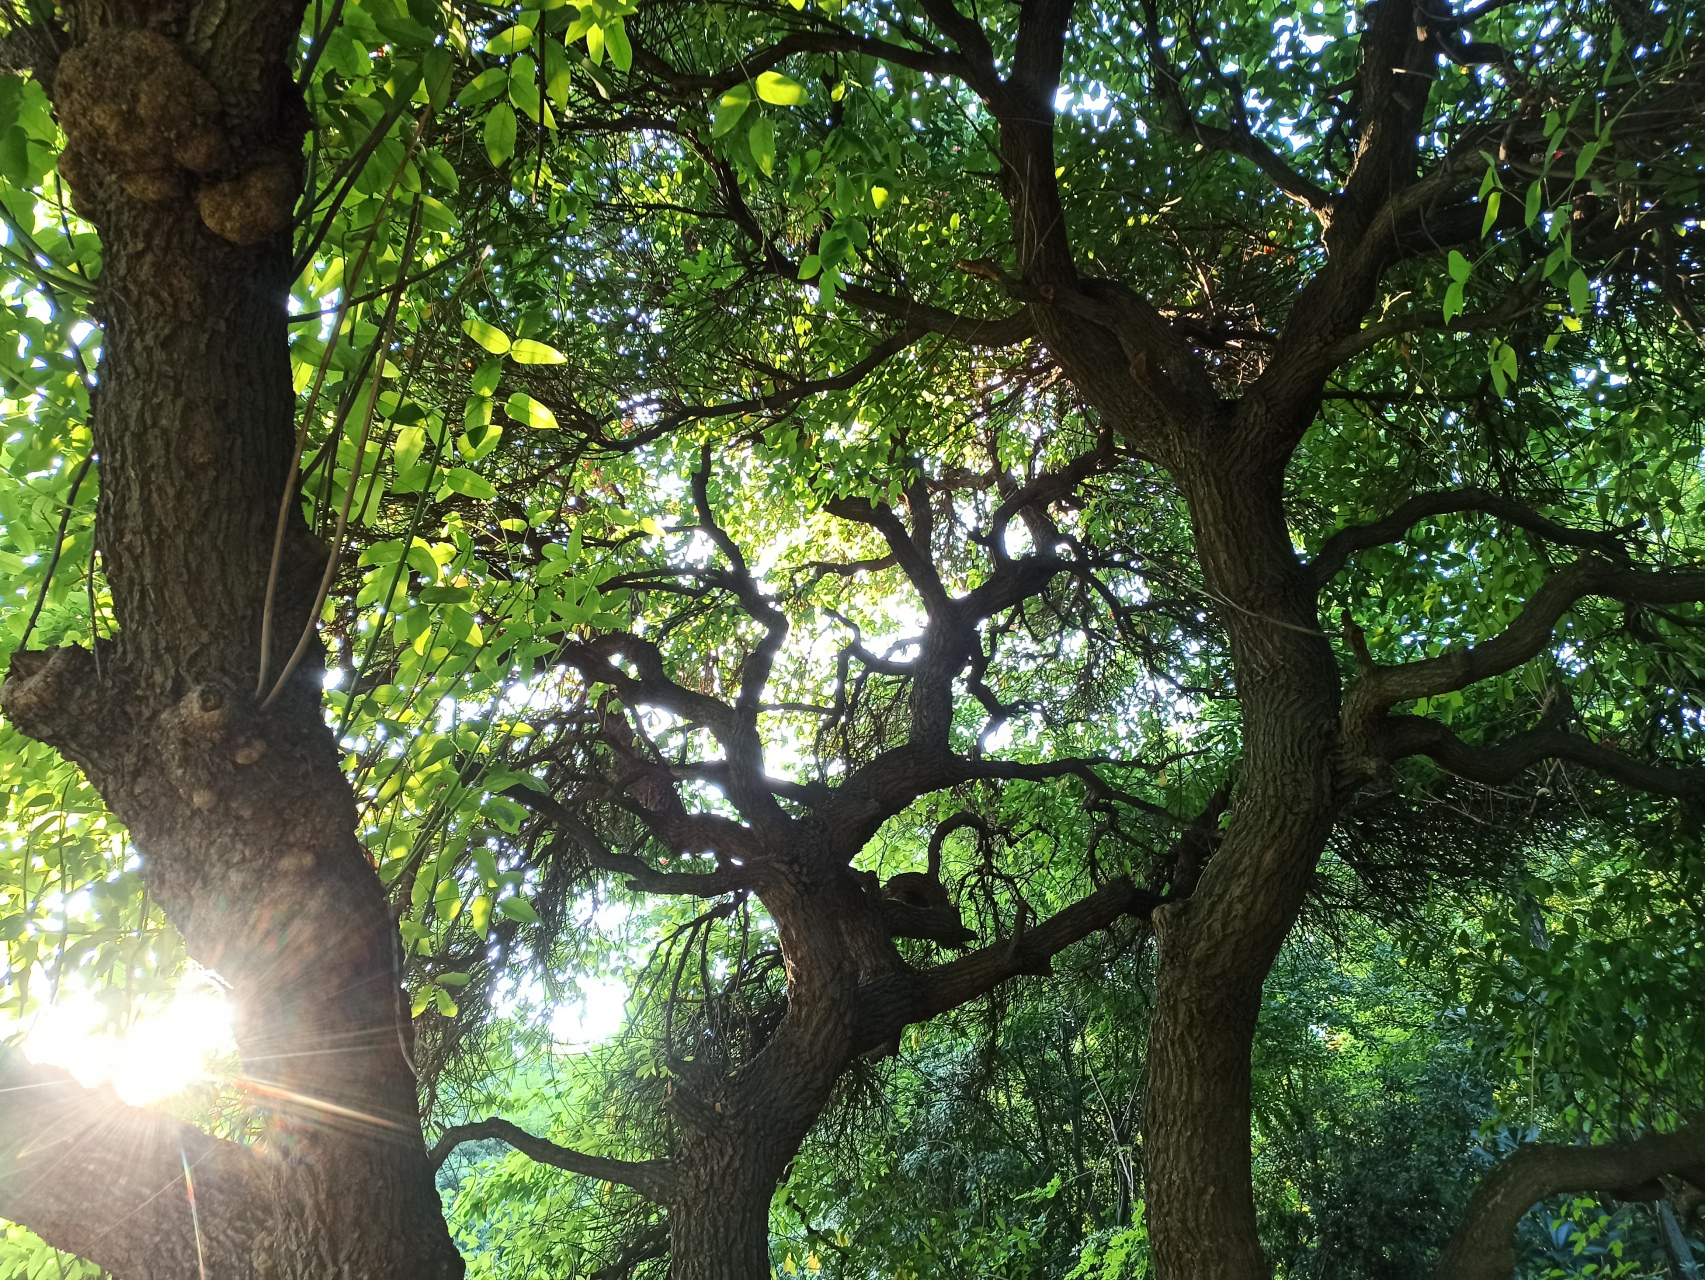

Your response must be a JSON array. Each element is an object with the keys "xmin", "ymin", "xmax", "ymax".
[
  {"xmin": 0, "ymin": 5, "xmax": 461, "ymax": 1276},
  {"xmin": 667, "ymin": 1164, "xmax": 778, "ymax": 1280},
  {"xmin": 1142, "ymin": 443, "xmax": 1341, "ymax": 1278}
]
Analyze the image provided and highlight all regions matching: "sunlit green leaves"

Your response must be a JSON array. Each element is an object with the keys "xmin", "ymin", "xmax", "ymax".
[
  {"xmin": 504, "ymin": 392, "xmax": 558, "ymax": 429},
  {"xmin": 463, "ymin": 318, "xmax": 511, "ymax": 355}
]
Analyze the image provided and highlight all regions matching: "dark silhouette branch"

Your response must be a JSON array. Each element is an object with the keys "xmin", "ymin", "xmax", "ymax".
[
  {"xmin": 428, "ymin": 1117, "xmax": 676, "ymax": 1200},
  {"xmin": 1381, "ymin": 715, "xmax": 1705, "ymax": 804},
  {"xmin": 1311, "ymin": 488, "xmax": 1633, "ymax": 587},
  {"xmin": 853, "ymin": 876, "xmax": 1159, "ymax": 1054}
]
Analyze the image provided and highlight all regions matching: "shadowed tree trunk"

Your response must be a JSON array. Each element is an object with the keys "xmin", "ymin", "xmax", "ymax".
[{"xmin": 0, "ymin": 3, "xmax": 462, "ymax": 1275}]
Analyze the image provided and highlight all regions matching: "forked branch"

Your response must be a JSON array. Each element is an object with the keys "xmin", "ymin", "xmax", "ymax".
[{"xmin": 1381, "ymin": 715, "xmax": 1705, "ymax": 804}]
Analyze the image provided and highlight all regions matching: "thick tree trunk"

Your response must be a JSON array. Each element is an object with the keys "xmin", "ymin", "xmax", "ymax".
[
  {"xmin": 0, "ymin": 6, "xmax": 462, "ymax": 1276},
  {"xmin": 1142, "ymin": 443, "xmax": 1341, "ymax": 1278},
  {"xmin": 668, "ymin": 1172, "xmax": 776, "ymax": 1280}
]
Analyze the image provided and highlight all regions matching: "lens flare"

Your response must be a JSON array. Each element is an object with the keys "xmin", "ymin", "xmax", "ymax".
[{"xmin": 22, "ymin": 975, "xmax": 234, "ymax": 1106}]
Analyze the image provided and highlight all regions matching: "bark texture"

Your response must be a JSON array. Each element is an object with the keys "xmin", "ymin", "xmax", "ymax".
[{"xmin": 0, "ymin": 4, "xmax": 461, "ymax": 1275}]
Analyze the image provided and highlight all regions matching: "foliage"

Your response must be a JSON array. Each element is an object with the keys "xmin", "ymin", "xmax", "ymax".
[{"xmin": 2, "ymin": 0, "xmax": 1705, "ymax": 1273}]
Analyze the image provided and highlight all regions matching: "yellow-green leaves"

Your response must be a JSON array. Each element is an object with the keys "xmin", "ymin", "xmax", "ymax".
[
  {"xmin": 509, "ymin": 338, "xmax": 566, "ymax": 365},
  {"xmin": 505, "ymin": 392, "xmax": 558, "ymax": 429},
  {"xmin": 422, "ymin": 46, "xmax": 455, "ymax": 113},
  {"xmin": 756, "ymin": 71, "xmax": 807, "ymax": 105},
  {"xmin": 1443, "ymin": 250, "xmax": 1472, "ymax": 324},
  {"xmin": 713, "ymin": 84, "xmax": 752, "ymax": 137},
  {"xmin": 457, "ymin": 66, "xmax": 508, "ymax": 108},
  {"xmin": 486, "ymin": 24, "xmax": 534, "ymax": 57},
  {"xmin": 498, "ymin": 896, "xmax": 539, "ymax": 924},
  {"xmin": 749, "ymin": 117, "xmax": 776, "ymax": 176},
  {"xmin": 462, "ymin": 318, "xmax": 511, "ymax": 355},
  {"xmin": 1568, "ymin": 269, "xmax": 1593, "ymax": 316}
]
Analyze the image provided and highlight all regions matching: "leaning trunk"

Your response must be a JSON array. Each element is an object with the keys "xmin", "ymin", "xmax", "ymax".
[
  {"xmin": 1143, "ymin": 444, "xmax": 1341, "ymax": 1278},
  {"xmin": 0, "ymin": 7, "xmax": 461, "ymax": 1276}
]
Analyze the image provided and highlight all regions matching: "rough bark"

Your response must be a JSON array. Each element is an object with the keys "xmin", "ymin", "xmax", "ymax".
[
  {"xmin": 1139, "ymin": 442, "xmax": 1343, "ymax": 1279},
  {"xmin": 0, "ymin": 4, "xmax": 461, "ymax": 1276}
]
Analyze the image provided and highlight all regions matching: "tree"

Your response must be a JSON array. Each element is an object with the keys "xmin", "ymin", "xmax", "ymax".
[
  {"xmin": 395, "ymin": 0, "xmax": 1705, "ymax": 1273},
  {"xmin": 0, "ymin": 3, "xmax": 459, "ymax": 1275},
  {"xmin": 3, "ymin": 0, "xmax": 1705, "ymax": 1277}
]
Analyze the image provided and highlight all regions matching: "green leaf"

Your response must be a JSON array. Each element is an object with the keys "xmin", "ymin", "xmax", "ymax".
[
  {"xmin": 465, "ymin": 395, "xmax": 493, "ymax": 432},
  {"xmin": 1447, "ymin": 250, "xmax": 1472, "ymax": 283},
  {"xmin": 445, "ymin": 467, "xmax": 498, "ymax": 500},
  {"xmin": 498, "ymin": 896, "xmax": 540, "ymax": 924},
  {"xmin": 423, "ymin": 46, "xmax": 456, "ymax": 113},
  {"xmin": 1568, "ymin": 269, "xmax": 1593, "ymax": 315},
  {"xmin": 486, "ymin": 24, "xmax": 535, "ymax": 57},
  {"xmin": 1479, "ymin": 190, "xmax": 1500, "ymax": 239},
  {"xmin": 509, "ymin": 57, "xmax": 542, "ymax": 122},
  {"xmin": 756, "ymin": 71, "xmax": 807, "ymax": 106},
  {"xmin": 1442, "ymin": 280, "xmax": 1465, "ymax": 324},
  {"xmin": 749, "ymin": 116, "xmax": 776, "ymax": 176},
  {"xmin": 509, "ymin": 338, "xmax": 567, "ymax": 365},
  {"xmin": 542, "ymin": 38, "xmax": 574, "ymax": 108},
  {"xmin": 604, "ymin": 18, "xmax": 632, "ymax": 73},
  {"xmin": 586, "ymin": 22, "xmax": 606, "ymax": 66},
  {"xmin": 713, "ymin": 84, "xmax": 752, "ymax": 137},
  {"xmin": 470, "ymin": 357, "xmax": 505, "ymax": 396},
  {"xmin": 484, "ymin": 102, "xmax": 518, "ymax": 166},
  {"xmin": 1523, "ymin": 180, "xmax": 1542, "ymax": 228},
  {"xmin": 505, "ymin": 392, "xmax": 559, "ymax": 429},
  {"xmin": 462, "ymin": 319, "xmax": 512, "ymax": 355},
  {"xmin": 436, "ymin": 971, "xmax": 472, "ymax": 986},
  {"xmin": 456, "ymin": 67, "xmax": 509, "ymax": 108}
]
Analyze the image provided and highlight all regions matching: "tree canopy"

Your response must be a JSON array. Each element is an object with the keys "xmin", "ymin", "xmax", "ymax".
[{"xmin": 1, "ymin": 0, "xmax": 1705, "ymax": 1277}]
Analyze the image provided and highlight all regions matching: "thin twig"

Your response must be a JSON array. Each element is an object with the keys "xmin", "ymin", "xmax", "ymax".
[
  {"xmin": 262, "ymin": 204, "xmax": 425, "ymax": 710},
  {"xmin": 17, "ymin": 452, "xmax": 93, "ymax": 649},
  {"xmin": 256, "ymin": 113, "xmax": 430, "ymax": 696}
]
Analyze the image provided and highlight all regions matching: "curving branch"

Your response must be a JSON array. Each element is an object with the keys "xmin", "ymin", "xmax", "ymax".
[
  {"xmin": 1137, "ymin": 0, "xmax": 1332, "ymax": 213},
  {"xmin": 1436, "ymin": 1121, "xmax": 1705, "ymax": 1280},
  {"xmin": 629, "ymin": 26, "xmax": 966, "ymax": 98},
  {"xmin": 825, "ymin": 496, "xmax": 953, "ymax": 616},
  {"xmin": 691, "ymin": 445, "xmax": 789, "ymax": 724},
  {"xmin": 428, "ymin": 1116, "xmax": 676, "ymax": 1200},
  {"xmin": 852, "ymin": 876, "xmax": 1160, "ymax": 1054},
  {"xmin": 510, "ymin": 788, "xmax": 759, "ymax": 896},
  {"xmin": 1311, "ymin": 488, "xmax": 1633, "ymax": 587},
  {"xmin": 1380, "ymin": 715, "xmax": 1705, "ymax": 804},
  {"xmin": 1345, "ymin": 557, "xmax": 1705, "ymax": 712}
]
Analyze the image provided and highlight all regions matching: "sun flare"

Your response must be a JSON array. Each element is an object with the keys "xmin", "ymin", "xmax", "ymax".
[{"xmin": 22, "ymin": 975, "xmax": 235, "ymax": 1106}]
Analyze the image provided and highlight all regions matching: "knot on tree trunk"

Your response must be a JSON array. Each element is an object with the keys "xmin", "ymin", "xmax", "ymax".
[
  {"xmin": 0, "ymin": 644, "xmax": 123, "ymax": 769},
  {"xmin": 53, "ymin": 29, "xmax": 296, "ymax": 243}
]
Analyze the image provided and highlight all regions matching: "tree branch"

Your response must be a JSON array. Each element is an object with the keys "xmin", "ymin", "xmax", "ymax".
[
  {"xmin": 1346, "ymin": 557, "xmax": 1705, "ymax": 711},
  {"xmin": 1437, "ymin": 1121, "xmax": 1705, "ymax": 1280},
  {"xmin": 1138, "ymin": 0, "xmax": 1332, "ymax": 212},
  {"xmin": 1310, "ymin": 487, "xmax": 1633, "ymax": 588},
  {"xmin": 509, "ymin": 787, "xmax": 760, "ymax": 895},
  {"xmin": 854, "ymin": 877, "xmax": 1158, "ymax": 1053},
  {"xmin": 1380, "ymin": 715, "xmax": 1705, "ymax": 804},
  {"xmin": 428, "ymin": 1116, "xmax": 676, "ymax": 1200},
  {"xmin": 0, "ymin": 1052, "xmax": 269, "ymax": 1277}
]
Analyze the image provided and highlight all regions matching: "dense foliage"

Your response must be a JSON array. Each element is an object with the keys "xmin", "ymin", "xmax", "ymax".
[{"xmin": 2, "ymin": 0, "xmax": 1705, "ymax": 1275}]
